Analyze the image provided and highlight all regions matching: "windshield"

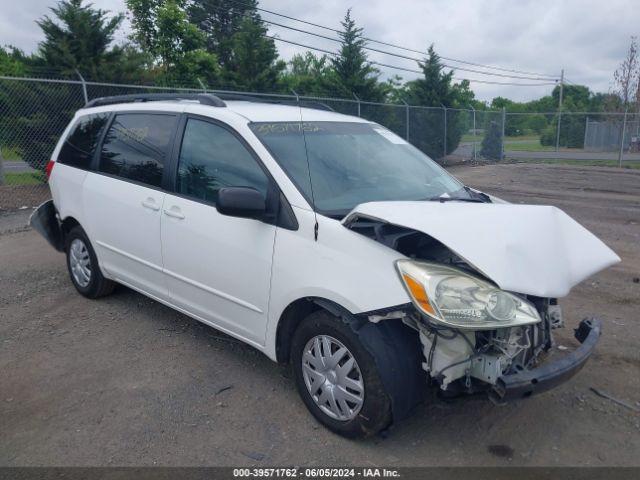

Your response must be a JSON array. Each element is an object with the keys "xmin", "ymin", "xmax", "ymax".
[{"xmin": 250, "ymin": 121, "xmax": 465, "ymax": 216}]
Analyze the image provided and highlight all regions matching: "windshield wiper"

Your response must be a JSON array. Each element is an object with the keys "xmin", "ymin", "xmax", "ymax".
[
  {"xmin": 428, "ymin": 185, "xmax": 491, "ymax": 203},
  {"xmin": 428, "ymin": 196, "xmax": 485, "ymax": 203}
]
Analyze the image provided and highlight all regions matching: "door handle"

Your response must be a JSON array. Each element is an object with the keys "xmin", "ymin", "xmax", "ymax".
[
  {"xmin": 163, "ymin": 206, "xmax": 185, "ymax": 220},
  {"xmin": 141, "ymin": 198, "xmax": 160, "ymax": 211}
]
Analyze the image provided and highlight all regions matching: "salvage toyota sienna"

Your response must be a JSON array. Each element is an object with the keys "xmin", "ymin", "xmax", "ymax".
[{"xmin": 31, "ymin": 93, "xmax": 620, "ymax": 438}]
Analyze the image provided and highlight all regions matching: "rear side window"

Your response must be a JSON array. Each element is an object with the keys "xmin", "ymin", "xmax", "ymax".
[
  {"xmin": 57, "ymin": 113, "xmax": 109, "ymax": 169},
  {"xmin": 99, "ymin": 113, "xmax": 177, "ymax": 188},
  {"xmin": 176, "ymin": 118, "xmax": 269, "ymax": 203}
]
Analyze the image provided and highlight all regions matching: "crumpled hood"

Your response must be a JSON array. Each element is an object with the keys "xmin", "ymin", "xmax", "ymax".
[{"xmin": 345, "ymin": 201, "xmax": 620, "ymax": 298}]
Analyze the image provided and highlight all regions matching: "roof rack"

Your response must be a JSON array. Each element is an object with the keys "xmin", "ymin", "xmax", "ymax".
[
  {"xmin": 216, "ymin": 92, "xmax": 335, "ymax": 112},
  {"xmin": 84, "ymin": 93, "xmax": 226, "ymax": 108}
]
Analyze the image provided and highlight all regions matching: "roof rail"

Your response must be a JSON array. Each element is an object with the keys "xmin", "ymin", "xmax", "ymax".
[
  {"xmin": 216, "ymin": 92, "xmax": 334, "ymax": 112},
  {"xmin": 84, "ymin": 93, "xmax": 226, "ymax": 108}
]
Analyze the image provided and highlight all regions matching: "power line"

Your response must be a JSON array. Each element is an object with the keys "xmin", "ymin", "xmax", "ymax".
[
  {"xmin": 261, "ymin": 16, "xmax": 556, "ymax": 81},
  {"xmin": 268, "ymin": 35, "xmax": 558, "ymax": 87},
  {"xmin": 229, "ymin": 0, "xmax": 559, "ymax": 79}
]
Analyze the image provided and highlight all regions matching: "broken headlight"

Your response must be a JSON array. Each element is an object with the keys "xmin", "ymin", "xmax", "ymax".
[{"xmin": 396, "ymin": 259, "xmax": 541, "ymax": 330}]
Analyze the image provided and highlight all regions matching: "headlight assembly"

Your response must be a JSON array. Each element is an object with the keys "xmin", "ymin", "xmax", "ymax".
[{"xmin": 396, "ymin": 259, "xmax": 541, "ymax": 330}]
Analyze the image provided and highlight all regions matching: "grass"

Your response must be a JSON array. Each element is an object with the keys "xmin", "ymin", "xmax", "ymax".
[
  {"xmin": 3, "ymin": 172, "xmax": 47, "ymax": 186},
  {"xmin": 501, "ymin": 158, "xmax": 640, "ymax": 169},
  {"xmin": 504, "ymin": 135, "xmax": 540, "ymax": 142},
  {"xmin": 461, "ymin": 134, "xmax": 550, "ymax": 151},
  {"xmin": 1, "ymin": 146, "xmax": 21, "ymax": 160},
  {"xmin": 503, "ymin": 141, "xmax": 555, "ymax": 152},
  {"xmin": 461, "ymin": 133, "xmax": 484, "ymax": 143}
]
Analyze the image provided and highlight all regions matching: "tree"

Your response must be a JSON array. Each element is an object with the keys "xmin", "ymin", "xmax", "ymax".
[
  {"xmin": 280, "ymin": 52, "xmax": 335, "ymax": 96},
  {"xmin": 0, "ymin": 46, "xmax": 28, "ymax": 76},
  {"xmin": 539, "ymin": 84, "xmax": 602, "ymax": 148},
  {"xmin": 37, "ymin": 0, "xmax": 129, "ymax": 80},
  {"xmin": 126, "ymin": 0, "xmax": 219, "ymax": 85},
  {"xmin": 223, "ymin": 15, "xmax": 285, "ymax": 92},
  {"xmin": 329, "ymin": 9, "xmax": 383, "ymax": 101},
  {"xmin": 404, "ymin": 45, "xmax": 474, "ymax": 159},
  {"xmin": 613, "ymin": 37, "xmax": 639, "ymax": 110},
  {"xmin": 187, "ymin": 0, "xmax": 258, "ymax": 69}
]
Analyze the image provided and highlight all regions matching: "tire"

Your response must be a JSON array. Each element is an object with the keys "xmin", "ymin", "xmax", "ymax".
[
  {"xmin": 65, "ymin": 225, "xmax": 115, "ymax": 299},
  {"xmin": 291, "ymin": 310, "xmax": 393, "ymax": 438}
]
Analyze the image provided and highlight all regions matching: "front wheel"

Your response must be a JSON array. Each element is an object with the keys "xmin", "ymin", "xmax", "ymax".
[{"xmin": 291, "ymin": 310, "xmax": 393, "ymax": 438}]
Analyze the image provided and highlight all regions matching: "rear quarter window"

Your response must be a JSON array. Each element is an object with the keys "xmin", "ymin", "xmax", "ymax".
[{"xmin": 57, "ymin": 113, "xmax": 109, "ymax": 169}]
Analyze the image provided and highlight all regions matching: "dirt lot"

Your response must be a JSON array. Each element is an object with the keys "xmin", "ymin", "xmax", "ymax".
[{"xmin": 0, "ymin": 163, "xmax": 638, "ymax": 467}]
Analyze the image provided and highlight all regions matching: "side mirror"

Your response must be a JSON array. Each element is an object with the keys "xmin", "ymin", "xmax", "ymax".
[{"xmin": 216, "ymin": 187, "xmax": 267, "ymax": 220}]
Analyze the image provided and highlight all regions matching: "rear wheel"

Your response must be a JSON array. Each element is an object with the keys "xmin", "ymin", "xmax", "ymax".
[
  {"xmin": 65, "ymin": 226, "xmax": 115, "ymax": 298},
  {"xmin": 291, "ymin": 310, "xmax": 393, "ymax": 438}
]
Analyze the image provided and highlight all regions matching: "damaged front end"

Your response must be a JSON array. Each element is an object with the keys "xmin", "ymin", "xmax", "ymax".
[
  {"xmin": 393, "ymin": 259, "xmax": 601, "ymax": 401},
  {"xmin": 407, "ymin": 304, "xmax": 601, "ymax": 401},
  {"xmin": 346, "ymin": 209, "xmax": 613, "ymax": 402}
]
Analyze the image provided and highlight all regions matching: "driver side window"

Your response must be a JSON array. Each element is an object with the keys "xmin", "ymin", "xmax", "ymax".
[{"xmin": 177, "ymin": 118, "xmax": 269, "ymax": 204}]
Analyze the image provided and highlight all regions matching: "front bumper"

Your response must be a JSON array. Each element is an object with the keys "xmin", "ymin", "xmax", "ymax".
[{"xmin": 491, "ymin": 317, "xmax": 601, "ymax": 401}]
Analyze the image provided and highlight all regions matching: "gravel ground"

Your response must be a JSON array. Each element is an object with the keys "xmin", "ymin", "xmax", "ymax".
[
  {"xmin": 0, "ymin": 184, "xmax": 50, "ymax": 211},
  {"xmin": 0, "ymin": 163, "xmax": 638, "ymax": 467}
]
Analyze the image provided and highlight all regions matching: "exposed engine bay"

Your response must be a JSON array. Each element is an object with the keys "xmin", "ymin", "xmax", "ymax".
[
  {"xmin": 410, "ymin": 301, "xmax": 561, "ymax": 394},
  {"xmin": 346, "ymin": 215, "xmax": 567, "ymax": 395}
]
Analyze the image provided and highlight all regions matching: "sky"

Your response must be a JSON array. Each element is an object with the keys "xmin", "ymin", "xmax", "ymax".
[{"xmin": 1, "ymin": 0, "xmax": 637, "ymax": 103}]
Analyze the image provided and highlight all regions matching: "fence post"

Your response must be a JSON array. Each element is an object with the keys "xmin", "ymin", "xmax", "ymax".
[
  {"xmin": 400, "ymin": 100, "xmax": 410, "ymax": 141},
  {"xmin": 197, "ymin": 78, "xmax": 207, "ymax": 93},
  {"xmin": 501, "ymin": 107, "xmax": 506, "ymax": 161},
  {"xmin": 583, "ymin": 116, "xmax": 588, "ymax": 149},
  {"xmin": 0, "ymin": 146, "xmax": 4, "ymax": 186},
  {"xmin": 75, "ymin": 69, "xmax": 88, "ymax": 105},
  {"xmin": 618, "ymin": 107, "xmax": 628, "ymax": 167},
  {"xmin": 353, "ymin": 93, "xmax": 361, "ymax": 117},
  {"xmin": 470, "ymin": 106, "xmax": 477, "ymax": 161},
  {"xmin": 555, "ymin": 69, "xmax": 564, "ymax": 152},
  {"xmin": 441, "ymin": 104, "xmax": 447, "ymax": 157}
]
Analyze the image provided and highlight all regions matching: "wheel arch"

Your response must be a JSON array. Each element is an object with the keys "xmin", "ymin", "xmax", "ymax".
[
  {"xmin": 61, "ymin": 215, "xmax": 81, "ymax": 237},
  {"xmin": 277, "ymin": 295, "xmax": 427, "ymax": 426},
  {"xmin": 275, "ymin": 296, "xmax": 352, "ymax": 364}
]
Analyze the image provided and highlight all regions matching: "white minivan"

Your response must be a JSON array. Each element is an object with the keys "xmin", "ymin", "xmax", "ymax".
[{"xmin": 32, "ymin": 93, "xmax": 620, "ymax": 438}]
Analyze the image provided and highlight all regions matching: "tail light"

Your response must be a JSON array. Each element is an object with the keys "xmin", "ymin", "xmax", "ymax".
[{"xmin": 45, "ymin": 160, "xmax": 55, "ymax": 180}]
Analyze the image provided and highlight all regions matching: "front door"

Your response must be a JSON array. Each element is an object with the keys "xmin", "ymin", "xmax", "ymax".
[{"xmin": 161, "ymin": 116, "xmax": 276, "ymax": 345}]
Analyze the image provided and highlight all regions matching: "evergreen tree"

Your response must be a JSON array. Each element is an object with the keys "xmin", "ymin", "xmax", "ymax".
[
  {"xmin": 404, "ymin": 45, "xmax": 474, "ymax": 159},
  {"xmin": 224, "ymin": 15, "xmax": 285, "ymax": 92},
  {"xmin": 187, "ymin": 0, "xmax": 258, "ymax": 69},
  {"xmin": 37, "ymin": 0, "xmax": 127, "ymax": 80},
  {"xmin": 329, "ymin": 9, "xmax": 383, "ymax": 101}
]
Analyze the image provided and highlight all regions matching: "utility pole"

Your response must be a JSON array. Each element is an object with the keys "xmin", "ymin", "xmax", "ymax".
[{"xmin": 555, "ymin": 69, "xmax": 564, "ymax": 153}]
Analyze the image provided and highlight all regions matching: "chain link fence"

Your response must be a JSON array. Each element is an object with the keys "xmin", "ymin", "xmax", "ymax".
[
  {"xmin": 1, "ymin": 74, "xmax": 639, "ymax": 211},
  {"xmin": 501, "ymin": 111, "xmax": 640, "ymax": 168}
]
